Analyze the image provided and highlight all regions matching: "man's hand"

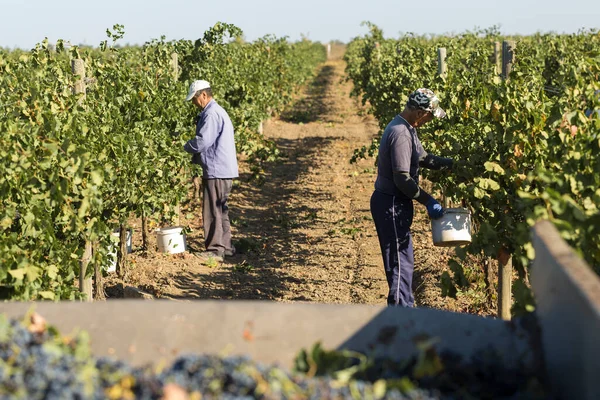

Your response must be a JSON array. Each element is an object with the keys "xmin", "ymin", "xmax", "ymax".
[{"xmin": 425, "ymin": 198, "xmax": 444, "ymax": 219}]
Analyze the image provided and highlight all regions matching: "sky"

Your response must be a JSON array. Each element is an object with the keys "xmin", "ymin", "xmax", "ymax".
[{"xmin": 1, "ymin": 0, "xmax": 599, "ymax": 49}]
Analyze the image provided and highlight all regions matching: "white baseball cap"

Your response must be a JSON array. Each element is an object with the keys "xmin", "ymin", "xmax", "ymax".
[{"xmin": 185, "ymin": 80, "xmax": 211, "ymax": 101}]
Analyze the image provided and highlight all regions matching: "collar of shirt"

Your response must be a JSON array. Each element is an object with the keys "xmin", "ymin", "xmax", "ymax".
[
  {"xmin": 197, "ymin": 99, "xmax": 217, "ymax": 120},
  {"xmin": 396, "ymin": 115, "xmax": 419, "ymax": 137},
  {"xmin": 203, "ymin": 99, "xmax": 216, "ymax": 113},
  {"xmin": 396, "ymin": 114, "xmax": 414, "ymax": 130}
]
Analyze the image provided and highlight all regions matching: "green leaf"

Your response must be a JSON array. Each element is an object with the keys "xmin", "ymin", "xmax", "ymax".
[
  {"xmin": 26, "ymin": 266, "xmax": 40, "ymax": 282},
  {"xmin": 9, "ymin": 269, "xmax": 26, "ymax": 281},
  {"xmin": 89, "ymin": 170, "xmax": 103, "ymax": 185},
  {"xmin": 477, "ymin": 178, "xmax": 500, "ymax": 191},
  {"xmin": 38, "ymin": 291, "xmax": 55, "ymax": 300},
  {"xmin": 47, "ymin": 265, "xmax": 59, "ymax": 280},
  {"xmin": 523, "ymin": 242, "xmax": 535, "ymax": 260},
  {"xmin": 473, "ymin": 187, "xmax": 486, "ymax": 199},
  {"xmin": 484, "ymin": 161, "xmax": 505, "ymax": 175},
  {"xmin": 373, "ymin": 380, "xmax": 386, "ymax": 399}
]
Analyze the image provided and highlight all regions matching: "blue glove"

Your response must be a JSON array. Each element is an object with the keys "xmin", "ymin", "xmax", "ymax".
[{"xmin": 426, "ymin": 198, "xmax": 444, "ymax": 219}]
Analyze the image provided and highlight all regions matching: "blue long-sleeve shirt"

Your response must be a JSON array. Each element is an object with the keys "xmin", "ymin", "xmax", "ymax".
[{"xmin": 184, "ymin": 99, "xmax": 239, "ymax": 179}]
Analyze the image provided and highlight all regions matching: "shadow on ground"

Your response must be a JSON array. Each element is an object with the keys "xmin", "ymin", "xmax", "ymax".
[
  {"xmin": 279, "ymin": 64, "xmax": 335, "ymax": 124},
  {"xmin": 168, "ymin": 63, "xmax": 343, "ymax": 301},
  {"xmin": 168, "ymin": 135, "xmax": 338, "ymax": 300}
]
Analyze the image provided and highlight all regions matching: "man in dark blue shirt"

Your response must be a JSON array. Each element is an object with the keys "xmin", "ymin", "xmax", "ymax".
[
  {"xmin": 184, "ymin": 80, "xmax": 239, "ymax": 261},
  {"xmin": 371, "ymin": 88, "xmax": 454, "ymax": 307}
]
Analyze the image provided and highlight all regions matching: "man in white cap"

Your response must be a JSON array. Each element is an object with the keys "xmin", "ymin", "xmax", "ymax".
[
  {"xmin": 370, "ymin": 88, "xmax": 455, "ymax": 307},
  {"xmin": 184, "ymin": 80, "xmax": 238, "ymax": 261}
]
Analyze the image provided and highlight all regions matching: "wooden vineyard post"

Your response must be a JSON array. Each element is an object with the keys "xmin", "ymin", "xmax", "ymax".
[
  {"xmin": 93, "ymin": 242, "xmax": 105, "ymax": 300},
  {"xmin": 141, "ymin": 209, "xmax": 149, "ymax": 251},
  {"xmin": 498, "ymin": 248, "xmax": 513, "ymax": 320},
  {"xmin": 71, "ymin": 59, "xmax": 86, "ymax": 102},
  {"xmin": 116, "ymin": 224, "xmax": 129, "ymax": 280},
  {"xmin": 497, "ymin": 41, "xmax": 516, "ymax": 320},
  {"xmin": 171, "ymin": 52, "xmax": 181, "ymax": 226},
  {"xmin": 72, "ymin": 58, "xmax": 93, "ymax": 300},
  {"xmin": 437, "ymin": 47, "xmax": 447, "ymax": 78},
  {"xmin": 494, "ymin": 42, "xmax": 501, "ymax": 76},
  {"xmin": 171, "ymin": 52, "xmax": 179, "ymax": 80},
  {"xmin": 79, "ymin": 241, "xmax": 93, "ymax": 301},
  {"xmin": 437, "ymin": 48, "xmax": 449, "ymax": 208},
  {"xmin": 187, "ymin": 45, "xmax": 201, "ymax": 204},
  {"xmin": 327, "ymin": 43, "xmax": 331, "ymax": 60},
  {"xmin": 502, "ymin": 40, "xmax": 516, "ymax": 80}
]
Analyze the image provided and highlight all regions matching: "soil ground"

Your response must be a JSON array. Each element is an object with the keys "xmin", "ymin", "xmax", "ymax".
[{"xmin": 105, "ymin": 54, "xmax": 496, "ymax": 317}]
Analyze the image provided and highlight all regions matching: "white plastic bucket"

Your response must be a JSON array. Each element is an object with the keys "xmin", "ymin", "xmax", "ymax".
[
  {"xmin": 431, "ymin": 208, "xmax": 472, "ymax": 247},
  {"xmin": 156, "ymin": 226, "xmax": 187, "ymax": 254},
  {"xmin": 108, "ymin": 229, "xmax": 133, "ymax": 273}
]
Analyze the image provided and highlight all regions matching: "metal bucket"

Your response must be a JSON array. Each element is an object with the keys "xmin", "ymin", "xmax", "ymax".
[{"xmin": 431, "ymin": 207, "xmax": 472, "ymax": 247}]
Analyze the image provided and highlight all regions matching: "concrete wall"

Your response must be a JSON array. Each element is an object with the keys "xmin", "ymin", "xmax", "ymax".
[
  {"xmin": 0, "ymin": 301, "xmax": 536, "ymax": 371},
  {"xmin": 531, "ymin": 220, "xmax": 600, "ymax": 400}
]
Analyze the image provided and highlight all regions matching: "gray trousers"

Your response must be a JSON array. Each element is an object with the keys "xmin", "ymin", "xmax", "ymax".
[{"xmin": 202, "ymin": 178, "xmax": 233, "ymax": 255}]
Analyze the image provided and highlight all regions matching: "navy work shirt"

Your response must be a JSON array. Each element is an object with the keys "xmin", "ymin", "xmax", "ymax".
[{"xmin": 374, "ymin": 115, "xmax": 426, "ymax": 199}]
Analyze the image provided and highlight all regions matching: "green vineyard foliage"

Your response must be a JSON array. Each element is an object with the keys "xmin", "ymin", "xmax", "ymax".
[
  {"xmin": 345, "ymin": 24, "xmax": 600, "ymax": 314},
  {"xmin": 0, "ymin": 23, "xmax": 326, "ymax": 300}
]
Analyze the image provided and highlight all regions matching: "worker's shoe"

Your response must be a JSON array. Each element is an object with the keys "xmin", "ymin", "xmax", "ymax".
[{"xmin": 224, "ymin": 245, "xmax": 236, "ymax": 257}]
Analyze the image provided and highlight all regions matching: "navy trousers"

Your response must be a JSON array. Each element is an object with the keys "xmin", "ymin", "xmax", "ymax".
[{"xmin": 370, "ymin": 190, "xmax": 415, "ymax": 307}]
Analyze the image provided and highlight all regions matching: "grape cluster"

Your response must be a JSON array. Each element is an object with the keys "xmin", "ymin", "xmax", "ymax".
[
  {"xmin": 0, "ymin": 314, "xmax": 97, "ymax": 399},
  {"xmin": 0, "ymin": 313, "xmax": 552, "ymax": 399}
]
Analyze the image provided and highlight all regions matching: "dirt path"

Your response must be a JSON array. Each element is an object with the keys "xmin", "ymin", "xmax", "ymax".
[
  {"xmin": 224, "ymin": 60, "xmax": 386, "ymax": 305},
  {"xmin": 112, "ymin": 59, "xmax": 492, "ymax": 315}
]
